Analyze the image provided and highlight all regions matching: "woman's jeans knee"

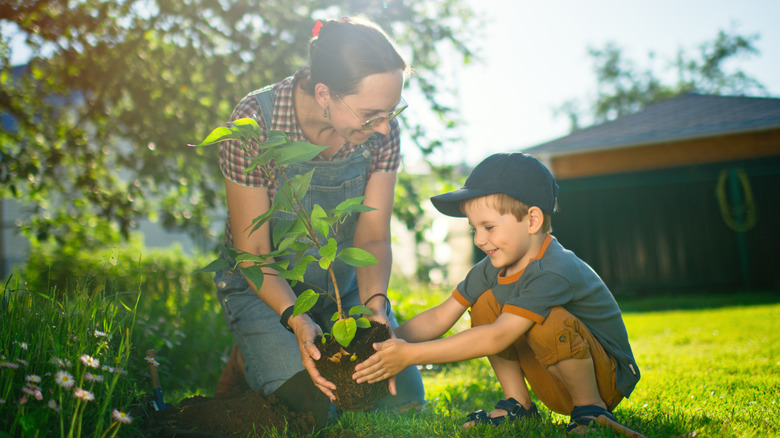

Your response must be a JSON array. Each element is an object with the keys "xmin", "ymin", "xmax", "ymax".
[{"xmin": 215, "ymin": 267, "xmax": 303, "ymax": 395}]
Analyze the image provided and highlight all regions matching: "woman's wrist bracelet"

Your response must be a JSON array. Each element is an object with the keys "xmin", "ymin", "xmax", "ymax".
[
  {"xmin": 363, "ymin": 293, "xmax": 390, "ymax": 315},
  {"xmin": 279, "ymin": 305, "xmax": 296, "ymax": 333}
]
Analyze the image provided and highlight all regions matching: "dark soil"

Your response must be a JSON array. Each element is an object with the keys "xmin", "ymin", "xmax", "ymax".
[
  {"xmin": 315, "ymin": 321, "xmax": 390, "ymax": 411},
  {"xmin": 142, "ymin": 389, "xmax": 316, "ymax": 437},
  {"xmin": 140, "ymin": 322, "xmax": 389, "ymax": 436}
]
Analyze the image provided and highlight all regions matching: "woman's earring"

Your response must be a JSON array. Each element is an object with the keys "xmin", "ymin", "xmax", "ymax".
[{"xmin": 322, "ymin": 106, "xmax": 329, "ymax": 118}]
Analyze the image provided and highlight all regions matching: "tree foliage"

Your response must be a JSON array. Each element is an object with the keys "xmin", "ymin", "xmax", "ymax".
[
  {"xmin": 556, "ymin": 28, "xmax": 767, "ymax": 130},
  {"xmin": 0, "ymin": 0, "xmax": 480, "ymax": 248}
]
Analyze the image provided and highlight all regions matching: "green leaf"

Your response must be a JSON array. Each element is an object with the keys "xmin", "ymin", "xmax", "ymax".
[
  {"xmin": 356, "ymin": 317, "xmax": 371, "ymax": 329},
  {"xmin": 275, "ymin": 218, "xmax": 309, "ymax": 253},
  {"xmin": 246, "ymin": 131, "xmax": 292, "ymax": 168},
  {"xmin": 333, "ymin": 318, "xmax": 357, "ymax": 348},
  {"xmin": 336, "ymin": 247, "xmax": 378, "ymax": 267},
  {"xmin": 240, "ymin": 265, "xmax": 264, "ymax": 290},
  {"xmin": 235, "ymin": 252, "xmax": 268, "ymax": 264},
  {"xmin": 260, "ymin": 130, "xmax": 290, "ymax": 148},
  {"xmin": 194, "ymin": 258, "xmax": 230, "ymax": 273},
  {"xmin": 318, "ymin": 238, "xmax": 337, "ymax": 269},
  {"xmin": 230, "ymin": 117, "xmax": 262, "ymax": 128},
  {"xmin": 190, "ymin": 126, "xmax": 236, "ymax": 146},
  {"xmin": 229, "ymin": 117, "xmax": 263, "ymax": 139},
  {"xmin": 274, "ymin": 141, "xmax": 327, "ymax": 166},
  {"xmin": 271, "ymin": 218, "xmax": 296, "ymax": 247},
  {"xmin": 318, "ymin": 257, "xmax": 330, "ymax": 270},
  {"xmin": 276, "ymin": 255, "xmax": 316, "ymax": 282},
  {"xmin": 273, "ymin": 169, "xmax": 314, "ymax": 212},
  {"xmin": 310, "ymin": 204, "xmax": 330, "ymax": 238},
  {"xmin": 263, "ymin": 260, "xmax": 289, "ymax": 272},
  {"xmin": 331, "ymin": 311, "xmax": 340, "ymax": 321},
  {"xmin": 349, "ymin": 305, "xmax": 373, "ymax": 316},
  {"xmin": 289, "ymin": 169, "xmax": 316, "ymax": 206},
  {"xmin": 319, "ymin": 238, "xmax": 337, "ymax": 260},
  {"xmin": 293, "ymin": 289, "xmax": 319, "ymax": 316},
  {"xmin": 333, "ymin": 196, "xmax": 375, "ymax": 215},
  {"xmin": 247, "ymin": 207, "xmax": 279, "ymax": 236}
]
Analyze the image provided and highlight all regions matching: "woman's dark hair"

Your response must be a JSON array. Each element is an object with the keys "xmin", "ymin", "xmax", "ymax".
[{"xmin": 303, "ymin": 16, "xmax": 407, "ymax": 96}]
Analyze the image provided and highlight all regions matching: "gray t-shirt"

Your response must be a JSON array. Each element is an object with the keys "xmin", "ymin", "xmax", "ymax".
[{"xmin": 455, "ymin": 235, "xmax": 640, "ymax": 398}]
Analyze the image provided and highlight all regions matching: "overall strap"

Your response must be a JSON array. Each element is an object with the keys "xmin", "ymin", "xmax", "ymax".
[{"xmin": 249, "ymin": 85, "xmax": 275, "ymax": 130}]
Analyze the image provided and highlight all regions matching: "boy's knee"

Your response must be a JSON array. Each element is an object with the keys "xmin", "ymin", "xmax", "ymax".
[{"xmin": 527, "ymin": 307, "xmax": 591, "ymax": 366}]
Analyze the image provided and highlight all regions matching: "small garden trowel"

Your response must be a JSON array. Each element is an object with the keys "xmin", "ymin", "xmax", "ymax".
[{"xmin": 146, "ymin": 349, "xmax": 172, "ymax": 411}]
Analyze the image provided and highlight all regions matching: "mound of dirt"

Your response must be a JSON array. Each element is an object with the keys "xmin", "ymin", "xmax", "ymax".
[
  {"xmin": 143, "ymin": 389, "xmax": 316, "ymax": 437},
  {"xmin": 315, "ymin": 321, "xmax": 390, "ymax": 411}
]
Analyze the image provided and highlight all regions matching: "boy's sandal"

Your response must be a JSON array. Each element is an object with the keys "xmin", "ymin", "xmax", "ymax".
[
  {"xmin": 567, "ymin": 405, "xmax": 647, "ymax": 437},
  {"xmin": 465, "ymin": 398, "xmax": 539, "ymax": 426}
]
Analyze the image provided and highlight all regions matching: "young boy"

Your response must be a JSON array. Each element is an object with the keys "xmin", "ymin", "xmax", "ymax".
[{"xmin": 353, "ymin": 152, "xmax": 642, "ymax": 435}]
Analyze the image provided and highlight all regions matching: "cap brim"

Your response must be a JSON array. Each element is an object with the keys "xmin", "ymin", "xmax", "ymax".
[{"xmin": 430, "ymin": 188, "xmax": 496, "ymax": 217}]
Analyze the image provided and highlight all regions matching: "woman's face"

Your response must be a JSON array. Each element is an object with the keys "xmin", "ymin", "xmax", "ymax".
[{"xmin": 331, "ymin": 69, "xmax": 405, "ymax": 145}]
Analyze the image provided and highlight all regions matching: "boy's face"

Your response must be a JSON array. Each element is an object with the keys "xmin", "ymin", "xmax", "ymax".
[{"xmin": 463, "ymin": 197, "xmax": 534, "ymax": 276}]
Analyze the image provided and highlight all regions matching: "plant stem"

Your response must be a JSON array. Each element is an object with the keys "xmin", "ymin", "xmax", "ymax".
[{"xmin": 328, "ymin": 266, "xmax": 345, "ymax": 320}]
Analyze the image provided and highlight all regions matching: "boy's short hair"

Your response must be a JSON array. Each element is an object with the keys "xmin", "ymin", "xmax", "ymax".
[
  {"xmin": 431, "ymin": 152, "xmax": 559, "ymax": 218},
  {"xmin": 462, "ymin": 193, "xmax": 553, "ymax": 233}
]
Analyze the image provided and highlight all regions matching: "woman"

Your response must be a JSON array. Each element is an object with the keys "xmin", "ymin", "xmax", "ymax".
[{"xmin": 213, "ymin": 16, "xmax": 425, "ymax": 414}]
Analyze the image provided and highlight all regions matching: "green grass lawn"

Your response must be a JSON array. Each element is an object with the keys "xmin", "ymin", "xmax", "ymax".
[
  {"xmin": 316, "ymin": 290, "xmax": 780, "ymax": 438},
  {"xmin": 2, "ymin": 270, "xmax": 777, "ymax": 437}
]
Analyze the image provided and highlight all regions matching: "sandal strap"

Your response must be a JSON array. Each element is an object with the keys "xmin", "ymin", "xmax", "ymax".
[
  {"xmin": 494, "ymin": 398, "xmax": 539, "ymax": 420},
  {"xmin": 466, "ymin": 408, "xmax": 505, "ymax": 426},
  {"xmin": 466, "ymin": 409, "xmax": 487, "ymax": 422},
  {"xmin": 567, "ymin": 405, "xmax": 616, "ymax": 431}
]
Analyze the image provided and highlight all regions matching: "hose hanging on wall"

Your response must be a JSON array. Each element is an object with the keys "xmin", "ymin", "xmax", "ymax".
[{"xmin": 716, "ymin": 168, "xmax": 757, "ymax": 233}]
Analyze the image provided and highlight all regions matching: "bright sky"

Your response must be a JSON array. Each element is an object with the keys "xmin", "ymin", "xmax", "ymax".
[{"xmin": 421, "ymin": 0, "xmax": 780, "ymax": 166}]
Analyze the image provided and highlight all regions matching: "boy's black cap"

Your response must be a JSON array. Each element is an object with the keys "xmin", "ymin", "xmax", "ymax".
[{"xmin": 431, "ymin": 152, "xmax": 559, "ymax": 217}]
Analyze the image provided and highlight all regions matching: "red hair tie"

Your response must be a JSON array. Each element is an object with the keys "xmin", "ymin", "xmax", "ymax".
[{"xmin": 312, "ymin": 20, "xmax": 324, "ymax": 37}]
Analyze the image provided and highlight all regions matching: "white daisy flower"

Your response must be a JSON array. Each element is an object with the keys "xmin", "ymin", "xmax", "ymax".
[
  {"xmin": 144, "ymin": 356, "xmax": 160, "ymax": 367},
  {"xmin": 47, "ymin": 399, "xmax": 61, "ymax": 412},
  {"xmin": 25, "ymin": 374, "xmax": 42, "ymax": 384},
  {"xmin": 112, "ymin": 409, "xmax": 133, "ymax": 424},
  {"xmin": 55, "ymin": 370, "xmax": 75, "ymax": 389},
  {"xmin": 79, "ymin": 354, "xmax": 100, "ymax": 369},
  {"xmin": 84, "ymin": 372, "xmax": 104, "ymax": 383},
  {"xmin": 73, "ymin": 388, "xmax": 94, "ymax": 402}
]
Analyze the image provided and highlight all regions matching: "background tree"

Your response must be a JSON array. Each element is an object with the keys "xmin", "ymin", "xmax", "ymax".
[
  {"xmin": 556, "ymin": 28, "xmax": 767, "ymax": 130},
  {"xmin": 0, "ymin": 0, "xmax": 480, "ymax": 250}
]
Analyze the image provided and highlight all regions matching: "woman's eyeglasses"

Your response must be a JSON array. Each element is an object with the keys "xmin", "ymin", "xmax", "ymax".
[{"xmin": 336, "ymin": 95, "xmax": 408, "ymax": 128}]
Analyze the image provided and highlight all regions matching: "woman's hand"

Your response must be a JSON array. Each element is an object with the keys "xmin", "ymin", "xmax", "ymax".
[
  {"xmin": 352, "ymin": 339, "xmax": 410, "ymax": 385},
  {"xmin": 291, "ymin": 314, "xmax": 338, "ymax": 401}
]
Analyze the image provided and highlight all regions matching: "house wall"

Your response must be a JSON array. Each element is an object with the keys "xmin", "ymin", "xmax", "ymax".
[{"xmin": 551, "ymin": 156, "xmax": 780, "ymax": 294}]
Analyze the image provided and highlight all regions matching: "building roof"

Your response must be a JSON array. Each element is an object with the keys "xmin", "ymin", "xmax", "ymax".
[{"xmin": 525, "ymin": 93, "xmax": 780, "ymax": 156}]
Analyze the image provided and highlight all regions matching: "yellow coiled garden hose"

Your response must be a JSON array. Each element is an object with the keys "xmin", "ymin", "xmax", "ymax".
[{"xmin": 716, "ymin": 168, "xmax": 757, "ymax": 233}]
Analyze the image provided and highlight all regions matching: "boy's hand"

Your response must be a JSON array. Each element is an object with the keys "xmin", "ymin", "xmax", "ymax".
[{"xmin": 352, "ymin": 339, "xmax": 410, "ymax": 384}]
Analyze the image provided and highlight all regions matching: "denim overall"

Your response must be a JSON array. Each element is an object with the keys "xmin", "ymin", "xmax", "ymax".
[{"xmin": 214, "ymin": 87, "xmax": 424, "ymax": 409}]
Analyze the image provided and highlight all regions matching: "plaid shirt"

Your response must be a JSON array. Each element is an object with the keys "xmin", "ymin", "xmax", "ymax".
[{"xmin": 219, "ymin": 71, "xmax": 401, "ymax": 195}]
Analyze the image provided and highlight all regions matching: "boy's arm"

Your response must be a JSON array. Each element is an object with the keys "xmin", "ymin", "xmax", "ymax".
[
  {"xmin": 353, "ymin": 312, "xmax": 534, "ymax": 384},
  {"xmin": 394, "ymin": 295, "xmax": 468, "ymax": 343}
]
